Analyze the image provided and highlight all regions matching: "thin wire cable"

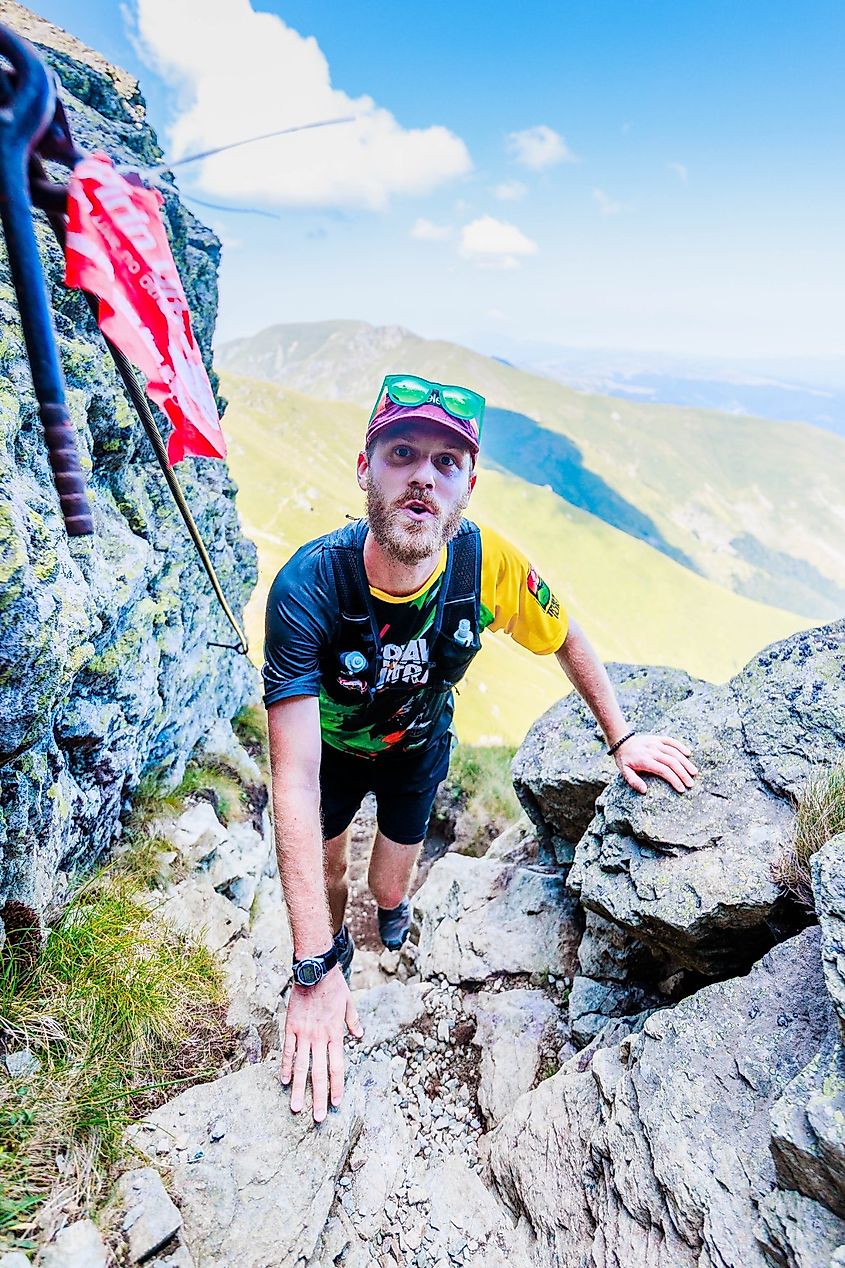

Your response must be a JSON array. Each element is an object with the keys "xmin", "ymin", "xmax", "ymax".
[
  {"xmin": 182, "ymin": 194, "xmax": 281, "ymax": 219},
  {"xmin": 129, "ymin": 114, "xmax": 357, "ymax": 178}
]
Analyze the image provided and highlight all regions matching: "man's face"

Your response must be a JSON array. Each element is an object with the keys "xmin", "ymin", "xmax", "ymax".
[{"xmin": 357, "ymin": 421, "xmax": 476, "ymax": 565}]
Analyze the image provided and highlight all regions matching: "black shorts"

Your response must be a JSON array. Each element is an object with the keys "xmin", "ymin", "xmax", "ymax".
[{"xmin": 319, "ymin": 731, "xmax": 452, "ymax": 846}]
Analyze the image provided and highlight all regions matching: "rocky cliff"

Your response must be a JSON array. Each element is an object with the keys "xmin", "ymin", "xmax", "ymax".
[
  {"xmin": 0, "ymin": 3, "xmax": 258, "ymax": 920},
  {"xmin": 31, "ymin": 619, "xmax": 839, "ymax": 1268}
]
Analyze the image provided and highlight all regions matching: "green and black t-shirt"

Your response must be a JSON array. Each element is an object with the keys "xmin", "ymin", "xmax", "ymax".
[{"xmin": 263, "ymin": 522, "xmax": 567, "ymax": 757}]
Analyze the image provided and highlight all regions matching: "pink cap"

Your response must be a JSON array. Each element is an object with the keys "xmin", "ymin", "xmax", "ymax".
[{"xmin": 366, "ymin": 396, "xmax": 480, "ymax": 456}]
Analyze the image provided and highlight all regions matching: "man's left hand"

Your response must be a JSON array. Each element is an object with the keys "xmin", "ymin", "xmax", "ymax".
[{"xmin": 613, "ymin": 733, "xmax": 698, "ymax": 794}]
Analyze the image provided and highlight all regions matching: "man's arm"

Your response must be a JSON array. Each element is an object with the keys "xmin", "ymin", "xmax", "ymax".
[
  {"xmin": 556, "ymin": 617, "xmax": 698, "ymax": 794},
  {"xmin": 268, "ymin": 696, "xmax": 363, "ymax": 1122}
]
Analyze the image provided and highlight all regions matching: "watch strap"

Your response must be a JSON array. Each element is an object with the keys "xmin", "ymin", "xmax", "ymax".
[{"xmin": 292, "ymin": 944, "xmax": 339, "ymax": 987}]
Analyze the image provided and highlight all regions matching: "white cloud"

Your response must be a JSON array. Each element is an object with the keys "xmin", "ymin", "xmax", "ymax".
[
  {"xmin": 667, "ymin": 161, "xmax": 689, "ymax": 183},
  {"xmin": 494, "ymin": 180, "xmax": 527, "ymax": 202},
  {"xmin": 411, "ymin": 218, "xmax": 452, "ymax": 242},
  {"xmin": 130, "ymin": 0, "xmax": 472, "ymax": 210},
  {"xmin": 459, "ymin": 215, "xmax": 538, "ymax": 269},
  {"xmin": 593, "ymin": 188, "xmax": 626, "ymax": 216},
  {"xmin": 505, "ymin": 125, "xmax": 576, "ymax": 170}
]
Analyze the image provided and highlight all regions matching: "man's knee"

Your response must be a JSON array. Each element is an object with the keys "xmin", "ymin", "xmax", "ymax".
[{"xmin": 324, "ymin": 831, "xmax": 350, "ymax": 885}]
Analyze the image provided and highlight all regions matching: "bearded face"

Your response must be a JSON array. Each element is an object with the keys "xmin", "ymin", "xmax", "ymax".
[{"xmin": 365, "ymin": 469, "xmax": 471, "ymax": 564}]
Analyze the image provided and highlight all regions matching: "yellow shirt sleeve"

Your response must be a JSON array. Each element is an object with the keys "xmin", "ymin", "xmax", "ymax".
[{"xmin": 479, "ymin": 524, "xmax": 568, "ymax": 655}]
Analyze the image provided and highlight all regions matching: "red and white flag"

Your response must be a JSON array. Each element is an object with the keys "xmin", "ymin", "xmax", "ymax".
[{"xmin": 64, "ymin": 152, "xmax": 227, "ymax": 465}]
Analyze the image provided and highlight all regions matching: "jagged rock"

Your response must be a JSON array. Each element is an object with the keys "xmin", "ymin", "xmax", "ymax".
[
  {"xmin": 349, "ymin": 945, "xmax": 392, "ymax": 992},
  {"xmin": 407, "ymin": 1154, "xmax": 537, "ymax": 1266},
  {"xmin": 148, "ymin": 1252, "xmax": 195, "ymax": 1268},
  {"xmin": 569, "ymin": 910, "xmax": 675, "ymax": 1042},
  {"xmin": 193, "ymin": 717, "xmax": 263, "ymax": 789},
  {"xmin": 223, "ymin": 872, "xmax": 293, "ymax": 1033},
  {"xmin": 118, "ymin": 1166, "xmax": 182, "ymax": 1264},
  {"xmin": 127, "ymin": 1058, "xmax": 371, "ymax": 1268},
  {"xmin": 34, "ymin": 1219, "xmax": 108, "ymax": 1267},
  {"xmin": 156, "ymin": 875, "xmax": 248, "ymax": 953},
  {"xmin": 484, "ymin": 815, "xmax": 539, "ymax": 865},
  {"xmin": 770, "ymin": 1024, "xmax": 845, "ymax": 1218},
  {"xmin": 490, "ymin": 929, "xmax": 830, "ymax": 1268},
  {"xmin": 576, "ymin": 908, "xmax": 677, "ymax": 984},
  {"xmin": 206, "ymin": 820, "xmax": 272, "ymax": 911},
  {"xmin": 469, "ymin": 988, "xmax": 571, "ymax": 1126},
  {"xmin": 411, "ymin": 852, "xmax": 581, "ymax": 984},
  {"xmin": 354, "ymin": 980, "xmax": 432, "ymax": 1052},
  {"xmin": 733, "ymin": 622, "xmax": 845, "ymax": 800},
  {"xmin": 309, "ymin": 1207, "xmax": 371, "ymax": 1268},
  {"xmin": 166, "ymin": 802, "xmax": 229, "ymax": 870},
  {"xmin": 756, "ymin": 1189, "xmax": 845, "ymax": 1268},
  {"xmin": 3, "ymin": 1046, "xmax": 41, "ymax": 1077},
  {"xmin": 513, "ymin": 664, "xmax": 698, "ymax": 862},
  {"xmin": 0, "ymin": 1, "xmax": 258, "ymax": 916},
  {"xmin": 569, "ymin": 680, "xmax": 796, "ymax": 975},
  {"xmin": 567, "ymin": 974, "xmax": 662, "ymax": 1047},
  {"xmin": 813, "ymin": 834, "xmax": 845, "ymax": 1033},
  {"xmin": 346, "ymin": 1059, "xmax": 415, "ymax": 1238}
]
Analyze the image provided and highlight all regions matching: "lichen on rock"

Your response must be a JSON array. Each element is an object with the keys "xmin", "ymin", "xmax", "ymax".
[{"xmin": 0, "ymin": 1, "xmax": 258, "ymax": 916}]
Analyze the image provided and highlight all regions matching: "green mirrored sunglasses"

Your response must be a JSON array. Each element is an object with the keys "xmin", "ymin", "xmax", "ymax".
[{"xmin": 369, "ymin": 373, "xmax": 485, "ymax": 431}]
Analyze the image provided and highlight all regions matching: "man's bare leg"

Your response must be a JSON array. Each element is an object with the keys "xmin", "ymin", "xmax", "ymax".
[
  {"xmin": 367, "ymin": 830, "xmax": 423, "ymax": 911},
  {"xmin": 324, "ymin": 829, "xmax": 351, "ymax": 935}
]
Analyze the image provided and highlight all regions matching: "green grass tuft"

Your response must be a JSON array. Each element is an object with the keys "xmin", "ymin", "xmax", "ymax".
[
  {"xmin": 0, "ymin": 868, "xmax": 229, "ymax": 1250},
  {"xmin": 133, "ymin": 758, "xmax": 248, "ymax": 828},
  {"xmin": 773, "ymin": 761, "xmax": 845, "ymax": 908},
  {"xmin": 233, "ymin": 703, "xmax": 270, "ymax": 773},
  {"xmin": 434, "ymin": 744, "xmax": 521, "ymax": 856}
]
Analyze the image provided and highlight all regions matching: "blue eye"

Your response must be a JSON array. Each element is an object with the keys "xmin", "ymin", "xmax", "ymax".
[{"xmin": 394, "ymin": 445, "xmax": 412, "ymax": 458}]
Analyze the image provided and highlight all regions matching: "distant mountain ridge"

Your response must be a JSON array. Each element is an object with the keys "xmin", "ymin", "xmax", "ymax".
[
  {"xmin": 218, "ymin": 320, "xmax": 845, "ymax": 621},
  {"xmin": 219, "ymin": 372, "xmax": 808, "ymax": 745}
]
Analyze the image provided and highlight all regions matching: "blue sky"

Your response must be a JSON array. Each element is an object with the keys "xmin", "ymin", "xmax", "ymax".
[{"xmin": 33, "ymin": 0, "xmax": 845, "ymax": 359}]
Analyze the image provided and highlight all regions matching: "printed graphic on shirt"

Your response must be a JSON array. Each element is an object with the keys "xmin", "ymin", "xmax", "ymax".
[
  {"xmin": 378, "ymin": 637, "xmax": 430, "ymax": 687},
  {"xmin": 319, "ymin": 571, "xmax": 445, "ymax": 756},
  {"xmin": 526, "ymin": 566, "xmax": 561, "ymax": 619}
]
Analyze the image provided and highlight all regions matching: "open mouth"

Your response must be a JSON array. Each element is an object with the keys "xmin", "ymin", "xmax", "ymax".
[{"xmin": 400, "ymin": 499, "xmax": 437, "ymax": 521}]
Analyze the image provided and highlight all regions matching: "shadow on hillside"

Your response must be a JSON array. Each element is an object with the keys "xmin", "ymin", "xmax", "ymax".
[{"xmin": 482, "ymin": 407, "xmax": 698, "ymax": 571}]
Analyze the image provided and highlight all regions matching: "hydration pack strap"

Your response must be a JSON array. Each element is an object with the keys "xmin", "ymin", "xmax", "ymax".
[{"xmin": 328, "ymin": 518, "xmax": 481, "ymax": 650}]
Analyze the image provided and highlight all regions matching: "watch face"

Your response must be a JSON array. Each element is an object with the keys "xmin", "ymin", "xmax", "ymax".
[{"xmin": 296, "ymin": 959, "xmax": 323, "ymax": 987}]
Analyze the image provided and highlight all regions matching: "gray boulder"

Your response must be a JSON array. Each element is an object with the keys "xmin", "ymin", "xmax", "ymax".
[
  {"xmin": 770, "ymin": 1024, "xmax": 845, "ymax": 1219},
  {"xmin": 490, "ymin": 928, "xmax": 830, "ymax": 1268},
  {"xmin": 733, "ymin": 621, "xmax": 845, "ymax": 800},
  {"xmin": 569, "ymin": 681, "xmax": 796, "ymax": 975},
  {"xmin": 34, "ymin": 1219, "xmax": 108, "ymax": 1267},
  {"xmin": 567, "ymin": 973, "xmax": 662, "ymax": 1047},
  {"xmin": 469, "ymin": 988, "xmax": 572, "ymax": 1126},
  {"xmin": 755, "ymin": 1190, "xmax": 845, "ymax": 1268},
  {"xmin": 0, "ymin": 2, "xmax": 258, "ymax": 918},
  {"xmin": 118, "ymin": 1167, "xmax": 183, "ymax": 1264},
  {"xmin": 411, "ymin": 849, "xmax": 581, "ymax": 984},
  {"xmin": 127, "ymin": 1058, "xmax": 370, "ymax": 1268},
  {"xmin": 813, "ymin": 834, "xmax": 845, "ymax": 1033},
  {"xmin": 513, "ymin": 664, "xmax": 697, "ymax": 862}
]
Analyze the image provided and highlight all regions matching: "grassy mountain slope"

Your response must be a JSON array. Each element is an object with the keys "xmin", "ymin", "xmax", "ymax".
[
  {"xmin": 221, "ymin": 372, "xmax": 807, "ymax": 745},
  {"xmin": 218, "ymin": 320, "xmax": 845, "ymax": 619}
]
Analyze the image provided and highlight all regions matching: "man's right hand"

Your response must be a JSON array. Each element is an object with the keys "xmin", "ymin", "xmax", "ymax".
[{"xmin": 280, "ymin": 967, "xmax": 364, "ymax": 1122}]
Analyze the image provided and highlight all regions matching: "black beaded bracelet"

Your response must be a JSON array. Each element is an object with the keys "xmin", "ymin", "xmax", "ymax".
[{"xmin": 607, "ymin": 730, "xmax": 636, "ymax": 757}]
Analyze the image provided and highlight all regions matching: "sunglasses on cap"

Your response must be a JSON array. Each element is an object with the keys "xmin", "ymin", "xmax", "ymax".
[{"xmin": 368, "ymin": 374, "xmax": 486, "ymax": 434}]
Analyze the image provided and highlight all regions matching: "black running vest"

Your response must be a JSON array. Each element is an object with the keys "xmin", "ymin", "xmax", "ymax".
[{"xmin": 321, "ymin": 517, "xmax": 482, "ymax": 712}]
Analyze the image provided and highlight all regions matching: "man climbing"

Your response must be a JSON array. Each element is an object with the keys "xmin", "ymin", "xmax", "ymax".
[{"xmin": 263, "ymin": 373, "xmax": 698, "ymax": 1123}]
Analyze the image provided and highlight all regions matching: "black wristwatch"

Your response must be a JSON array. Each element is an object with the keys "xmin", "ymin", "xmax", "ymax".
[{"xmin": 292, "ymin": 945, "xmax": 339, "ymax": 987}]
